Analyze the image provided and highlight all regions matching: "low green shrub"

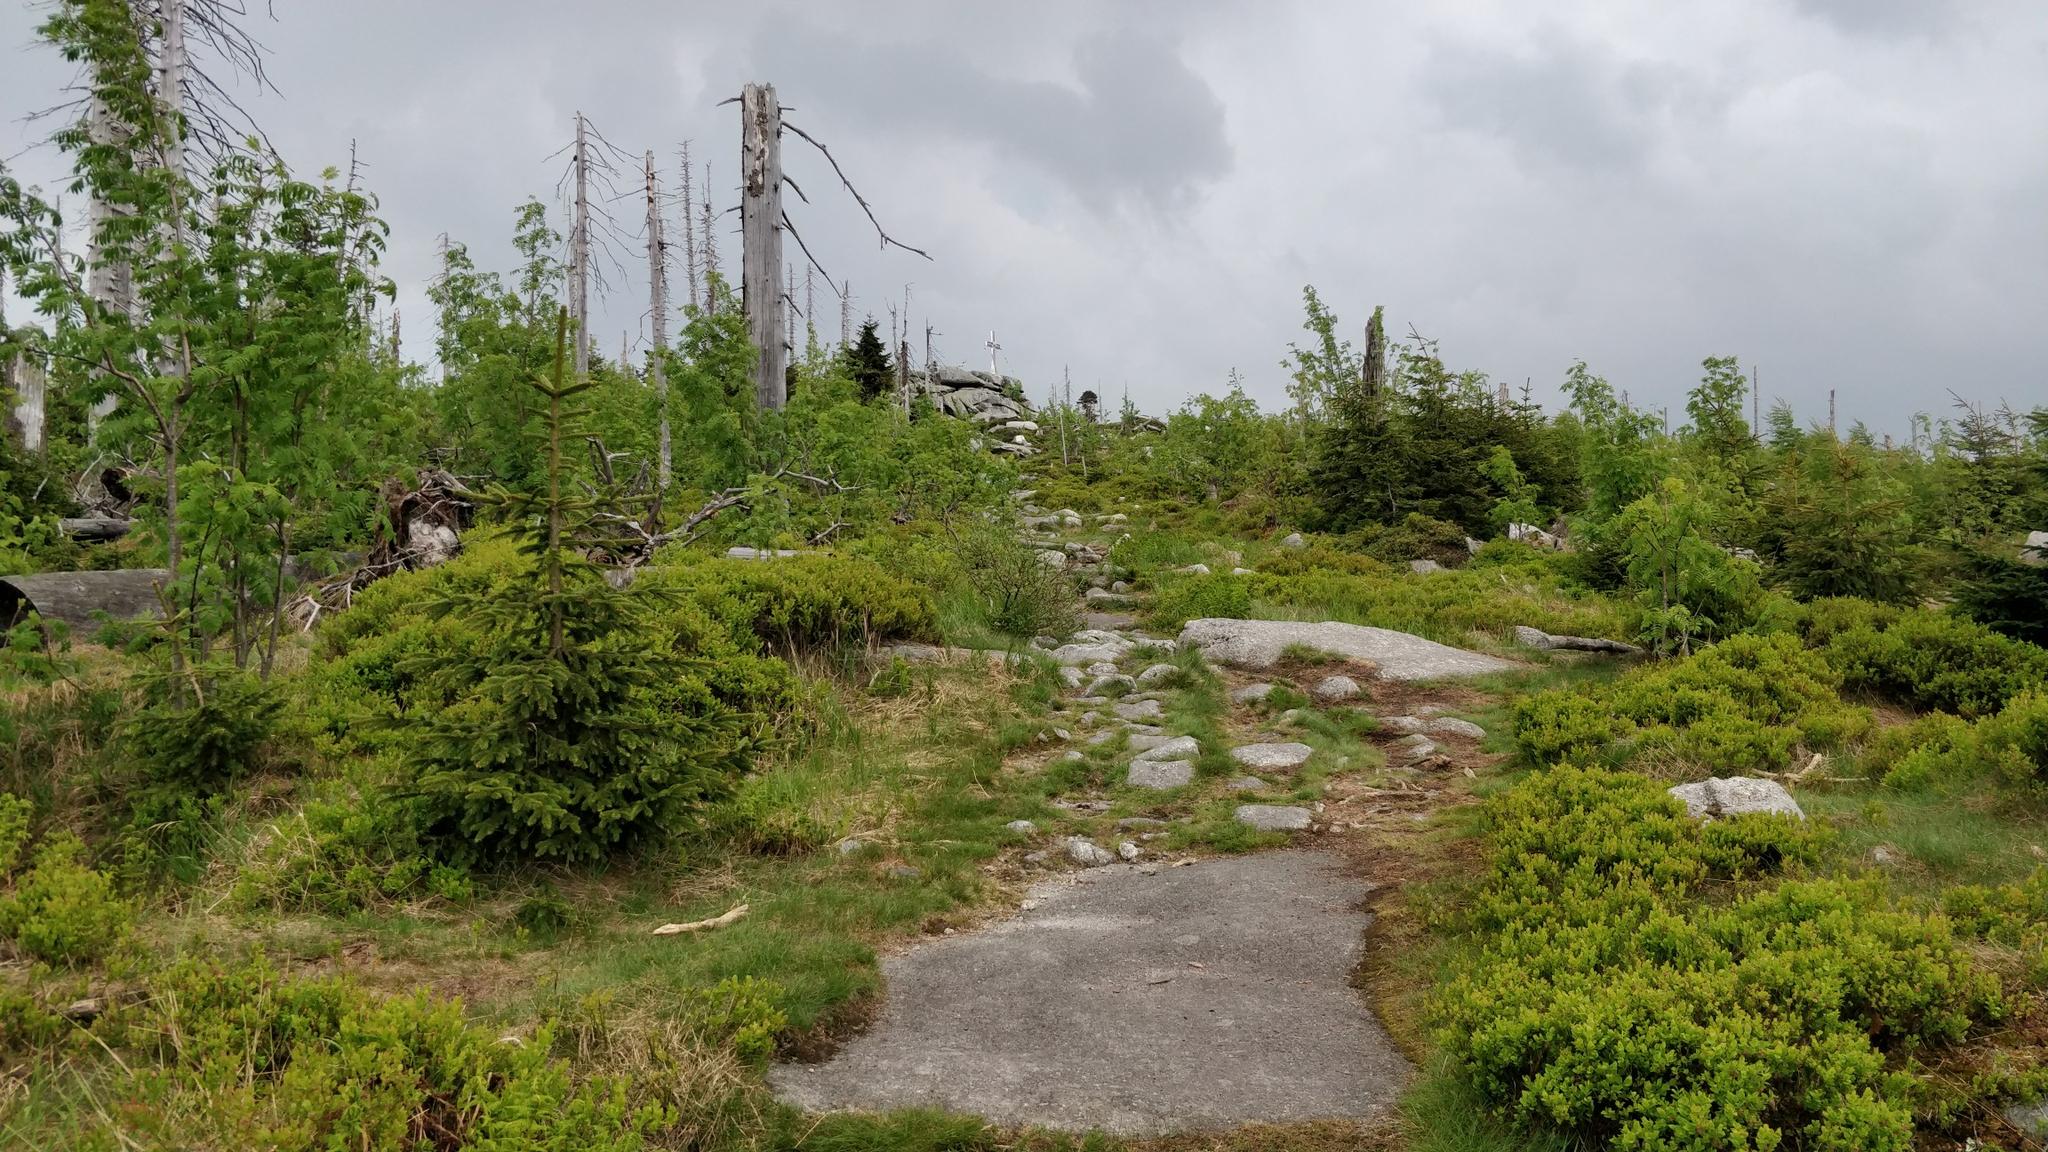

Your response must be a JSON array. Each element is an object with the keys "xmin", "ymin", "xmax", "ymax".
[
  {"xmin": 949, "ymin": 526, "xmax": 1079, "ymax": 640},
  {"xmin": 1343, "ymin": 512, "xmax": 1472, "ymax": 568},
  {"xmin": 1512, "ymin": 633, "xmax": 1870, "ymax": 773},
  {"xmin": 0, "ymin": 791, "xmax": 30, "ymax": 876},
  {"xmin": 230, "ymin": 777, "xmax": 469, "ymax": 915},
  {"xmin": 0, "ymin": 833, "xmax": 130, "ymax": 965},
  {"xmin": 1148, "ymin": 572, "xmax": 1251, "ymax": 630},
  {"xmin": 1803, "ymin": 600, "xmax": 2048, "ymax": 717},
  {"xmin": 1435, "ymin": 766, "xmax": 2000, "ymax": 1152},
  {"xmin": 646, "ymin": 552, "xmax": 936, "ymax": 655},
  {"xmin": 120, "ymin": 666, "xmax": 283, "ymax": 795},
  {"xmin": 120, "ymin": 956, "xmax": 663, "ymax": 1150}
]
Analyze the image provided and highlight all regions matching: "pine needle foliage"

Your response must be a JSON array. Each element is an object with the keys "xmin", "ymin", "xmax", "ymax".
[{"xmin": 403, "ymin": 311, "xmax": 750, "ymax": 864}]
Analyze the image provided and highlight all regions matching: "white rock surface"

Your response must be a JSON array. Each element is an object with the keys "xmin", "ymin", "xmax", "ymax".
[
  {"xmin": 1408, "ymin": 559, "xmax": 1443, "ymax": 575},
  {"xmin": 1235, "ymin": 804, "xmax": 1312, "ymax": 831},
  {"xmin": 1279, "ymin": 533, "xmax": 1306, "ymax": 549},
  {"xmin": 1005, "ymin": 820, "xmax": 1038, "ymax": 834},
  {"xmin": 1115, "ymin": 699, "xmax": 1168, "ymax": 723},
  {"xmin": 1426, "ymin": 717, "xmax": 1486, "ymax": 740},
  {"xmin": 1377, "ymin": 716, "xmax": 1427, "ymax": 735},
  {"xmin": 1230, "ymin": 743, "xmax": 1315, "ymax": 771},
  {"xmin": 1066, "ymin": 838, "xmax": 1118, "ymax": 867},
  {"xmin": 1133, "ymin": 735, "xmax": 1201, "ymax": 762},
  {"xmin": 1667, "ymin": 777, "xmax": 1805, "ymax": 821},
  {"xmin": 1127, "ymin": 759, "xmax": 1195, "ymax": 790},
  {"xmin": 1312, "ymin": 675, "xmax": 1361, "ymax": 702},
  {"xmin": 1134, "ymin": 663, "xmax": 1180, "ymax": 687},
  {"xmin": 1180, "ymin": 619, "xmax": 1515, "ymax": 681}
]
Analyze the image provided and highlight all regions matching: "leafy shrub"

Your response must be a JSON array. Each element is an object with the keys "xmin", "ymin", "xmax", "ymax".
[
  {"xmin": 0, "ymin": 834, "xmax": 130, "ymax": 965},
  {"xmin": 1512, "ymin": 633, "xmax": 1869, "ymax": 773},
  {"xmin": 677, "ymin": 975, "xmax": 788, "ymax": 1065},
  {"xmin": 230, "ymin": 777, "xmax": 468, "ymax": 915},
  {"xmin": 1509, "ymin": 692, "xmax": 1618, "ymax": 764},
  {"xmin": 1343, "ymin": 512, "xmax": 1472, "ymax": 567},
  {"xmin": 126, "ymin": 956, "xmax": 662, "ymax": 1150},
  {"xmin": 1435, "ymin": 766, "xmax": 1998, "ymax": 1152},
  {"xmin": 951, "ymin": 525, "xmax": 1079, "ymax": 639},
  {"xmin": 1977, "ymin": 691, "xmax": 2048, "ymax": 786},
  {"xmin": 646, "ymin": 552, "xmax": 936, "ymax": 655},
  {"xmin": 1148, "ymin": 573, "xmax": 1251, "ymax": 630},
  {"xmin": 1809, "ymin": 603, "xmax": 2048, "ymax": 718},
  {"xmin": 0, "ymin": 791, "xmax": 30, "ymax": 877}
]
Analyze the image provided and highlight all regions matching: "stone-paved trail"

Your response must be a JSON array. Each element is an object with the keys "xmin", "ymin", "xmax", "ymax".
[
  {"xmin": 775, "ymin": 508, "xmax": 1538, "ymax": 1135},
  {"xmin": 770, "ymin": 849, "xmax": 1406, "ymax": 1133}
]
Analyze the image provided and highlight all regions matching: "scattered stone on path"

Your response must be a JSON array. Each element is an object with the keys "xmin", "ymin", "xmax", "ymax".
[
  {"xmin": 1180, "ymin": 618, "xmax": 1516, "ymax": 680},
  {"xmin": 1006, "ymin": 820, "xmax": 1037, "ymax": 834},
  {"xmin": 1512, "ymin": 625, "xmax": 1642, "ymax": 655},
  {"xmin": 1277, "ymin": 708, "xmax": 1306, "ymax": 725},
  {"xmin": 1133, "ymin": 735, "xmax": 1201, "ymax": 762},
  {"xmin": 1179, "ymin": 562, "xmax": 1212, "ymax": 575},
  {"xmin": 1115, "ymin": 699, "xmax": 1167, "ymax": 723},
  {"xmin": 1234, "ymin": 804, "xmax": 1313, "ymax": 831},
  {"xmin": 1408, "ymin": 559, "xmax": 1443, "ymax": 575},
  {"xmin": 1084, "ymin": 587, "xmax": 1115, "ymax": 602},
  {"xmin": 1117, "ymin": 816, "xmax": 1170, "ymax": 830},
  {"xmin": 1086, "ymin": 660, "xmax": 1121, "ymax": 677},
  {"xmin": 1230, "ymin": 683, "xmax": 1276, "ymax": 705},
  {"xmin": 1232, "ymin": 567, "xmax": 1255, "ymax": 576},
  {"xmin": 1227, "ymin": 776, "xmax": 1269, "ymax": 792},
  {"xmin": 1312, "ymin": 674, "xmax": 1361, "ymax": 702},
  {"xmin": 1083, "ymin": 612, "xmax": 1142, "ymax": 631},
  {"xmin": 1124, "ymin": 724, "xmax": 1165, "ymax": 736},
  {"xmin": 1062, "ymin": 750, "xmax": 1086, "ymax": 762},
  {"xmin": 1058, "ymin": 667, "xmax": 1084, "ymax": 690},
  {"xmin": 2006, "ymin": 1099, "xmax": 2048, "ymax": 1144},
  {"xmin": 1066, "ymin": 838, "xmax": 1118, "ymax": 867},
  {"xmin": 1230, "ymin": 742, "xmax": 1314, "ymax": 772},
  {"xmin": 1134, "ymin": 663, "xmax": 1179, "ymax": 687},
  {"xmin": 1377, "ymin": 715, "xmax": 1426, "ymax": 735},
  {"xmin": 1668, "ymin": 777, "xmax": 1805, "ymax": 821},
  {"xmin": 1426, "ymin": 717, "xmax": 1486, "ymax": 740},
  {"xmin": 1117, "ymin": 841, "xmax": 1142, "ymax": 862},
  {"xmin": 769, "ymin": 851, "xmax": 1408, "ymax": 1133},
  {"xmin": 1038, "ymin": 550, "xmax": 1068, "ymax": 569},
  {"xmin": 836, "ymin": 838, "xmax": 864, "ymax": 856},
  {"xmin": 1128, "ymin": 759, "xmax": 1195, "ymax": 790},
  {"xmin": 1279, "ymin": 532, "xmax": 1306, "ymax": 549},
  {"xmin": 1393, "ymin": 735, "xmax": 1438, "ymax": 761},
  {"xmin": 1023, "ymin": 850, "xmax": 1049, "ymax": 864},
  {"xmin": 1084, "ymin": 674, "xmax": 1136, "ymax": 697},
  {"xmin": 1078, "ymin": 712, "xmax": 1103, "ymax": 728},
  {"xmin": 1111, "ymin": 580, "xmax": 1132, "ymax": 594}
]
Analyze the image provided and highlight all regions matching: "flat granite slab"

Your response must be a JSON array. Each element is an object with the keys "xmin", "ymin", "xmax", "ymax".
[
  {"xmin": 1179, "ymin": 618, "xmax": 1515, "ymax": 681},
  {"xmin": 769, "ymin": 849, "xmax": 1409, "ymax": 1134}
]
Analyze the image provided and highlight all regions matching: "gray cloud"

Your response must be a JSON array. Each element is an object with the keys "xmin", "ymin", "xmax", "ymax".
[{"xmin": 3, "ymin": 0, "xmax": 2045, "ymax": 435}]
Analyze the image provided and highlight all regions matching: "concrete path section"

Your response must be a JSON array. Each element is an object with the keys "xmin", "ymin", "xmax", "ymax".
[{"xmin": 769, "ymin": 850, "xmax": 1409, "ymax": 1134}]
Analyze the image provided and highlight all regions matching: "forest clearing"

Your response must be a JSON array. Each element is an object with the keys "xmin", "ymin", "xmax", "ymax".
[{"xmin": 5, "ymin": 2, "xmax": 2048, "ymax": 1150}]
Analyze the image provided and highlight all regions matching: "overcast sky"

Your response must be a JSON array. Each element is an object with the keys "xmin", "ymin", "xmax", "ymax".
[{"xmin": 4, "ymin": 0, "xmax": 2045, "ymax": 430}]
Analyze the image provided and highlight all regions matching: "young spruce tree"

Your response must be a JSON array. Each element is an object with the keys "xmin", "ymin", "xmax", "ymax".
[{"xmin": 405, "ymin": 310, "xmax": 750, "ymax": 864}]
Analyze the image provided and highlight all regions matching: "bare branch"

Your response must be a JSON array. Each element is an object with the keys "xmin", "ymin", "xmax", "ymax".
[{"xmin": 781, "ymin": 120, "xmax": 932, "ymax": 261}]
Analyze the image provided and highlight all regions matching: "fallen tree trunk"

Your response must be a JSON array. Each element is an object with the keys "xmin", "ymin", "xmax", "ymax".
[
  {"xmin": 0, "ymin": 569, "xmax": 168, "ymax": 631},
  {"xmin": 59, "ymin": 517, "xmax": 132, "ymax": 542}
]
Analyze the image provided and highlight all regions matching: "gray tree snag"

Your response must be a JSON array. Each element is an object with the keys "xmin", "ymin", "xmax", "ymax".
[
  {"xmin": 678, "ymin": 141, "xmax": 699, "ymax": 312},
  {"xmin": 644, "ymin": 150, "xmax": 671, "ymax": 489},
  {"xmin": 740, "ymin": 83, "xmax": 787, "ymax": 410},
  {"xmin": 571, "ymin": 111, "xmax": 591, "ymax": 376},
  {"xmin": 700, "ymin": 161, "xmax": 719, "ymax": 314},
  {"xmin": 1362, "ymin": 305, "xmax": 1387, "ymax": 401}
]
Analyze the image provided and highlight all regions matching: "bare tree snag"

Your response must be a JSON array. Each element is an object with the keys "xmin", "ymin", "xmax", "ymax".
[
  {"xmin": 700, "ymin": 161, "xmax": 719, "ymax": 314},
  {"xmin": 644, "ymin": 151, "xmax": 671, "ymax": 489},
  {"xmin": 571, "ymin": 111, "xmax": 591, "ymax": 376},
  {"xmin": 678, "ymin": 141, "xmax": 699, "ymax": 310},
  {"xmin": 1362, "ymin": 305, "xmax": 1387, "ymax": 400},
  {"xmin": 740, "ymin": 83, "xmax": 786, "ymax": 410}
]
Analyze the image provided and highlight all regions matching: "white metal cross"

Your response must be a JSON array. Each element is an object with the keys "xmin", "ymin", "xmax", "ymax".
[{"xmin": 986, "ymin": 330, "xmax": 1002, "ymax": 378}]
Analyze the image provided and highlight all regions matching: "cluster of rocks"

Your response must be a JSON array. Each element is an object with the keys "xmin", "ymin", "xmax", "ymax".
[{"xmin": 1512, "ymin": 625, "xmax": 1641, "ymax": 655}]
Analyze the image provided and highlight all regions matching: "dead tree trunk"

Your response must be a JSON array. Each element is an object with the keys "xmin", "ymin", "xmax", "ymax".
[
  {"xmin": 700, "ymin": 161, "xmax": 718, "ymax": 315},
  {"xmin": 740, "ymin": 83, "xmax": 786, "ymax": 410},
  {"xmin": 678, "ymin": 141, "xmax": 699, "ymax": 312},
  {"xmin": 571, "ymin": 112, "xmax": 591, "ymax": 376},
  {"xmin": 1362, "ymin": 305, "xmax": 1387, "ymax": 400},
  {"xmin": 645, "ymin": 151, "xmax": 671, "ymax": 488}
]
